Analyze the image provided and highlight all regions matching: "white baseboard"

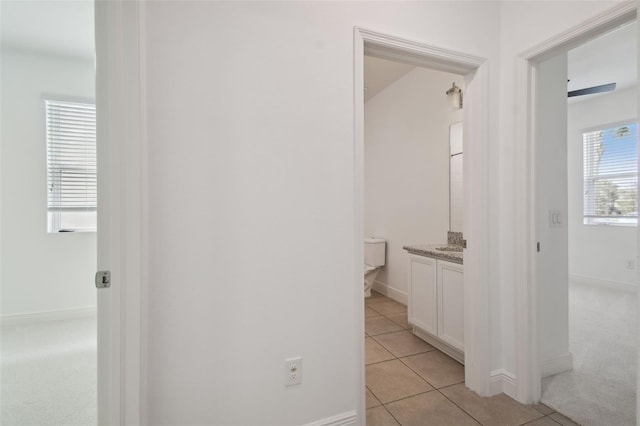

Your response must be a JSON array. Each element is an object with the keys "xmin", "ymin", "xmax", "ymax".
[
  {"xmin": 570, "ymin": 274, "xmax": 637, "ymax": 293},
  {"xmin": 372, "ymin": 281, "xmax": 407, "ymax": 305},
  {"xmin": 541, "ymin": 352, "xmax": 573, "ymax": 378},
  {"xmin": 303, "ymin": 411, "xmax": 357, "ymax": 426},
  {"xmin": 1, "ymin": 306, "xmax": 97, "ymax": 326},
  {"xmin": 490, "ymin": 369, "xmax": 517, "ymax": 398}
]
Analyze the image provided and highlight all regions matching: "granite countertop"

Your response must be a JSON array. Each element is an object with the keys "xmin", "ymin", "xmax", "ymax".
[{"xmin": 402, "ymin": 243, "xmax": 463, "ymax": 265}]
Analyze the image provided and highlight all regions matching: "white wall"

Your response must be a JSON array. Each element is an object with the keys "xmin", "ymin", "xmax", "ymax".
[
  {"xmin": 142, "ymin": 2, "xmax": 500, "ymax": 424},
  {"xmin": 0, "ymin": 48, "xmax": 96, "ymax": 316},
  {"xmin": 364, "ymin": 67, "xmax": 463, "ymax": 301},
  {"xmin": 568, "ymin": 87, "xmax": 638, "ymax": 287}
]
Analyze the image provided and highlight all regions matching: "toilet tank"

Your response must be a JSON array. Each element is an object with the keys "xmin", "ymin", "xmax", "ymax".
[{"xmin": 364, "ymin": 238, "xmax": 386, "ymax": 267}]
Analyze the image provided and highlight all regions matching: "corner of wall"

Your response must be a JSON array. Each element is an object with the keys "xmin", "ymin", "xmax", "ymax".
[
  {"xmin": 540, "ymin": 352, "xmax": 573, "ymax": 378},
  {"xmin": 490, "ymin": 369, "xmax": 517, "ymax": 399},
  {"xmin": 371, "ymin": 280, "xmax": 407, "ymax": 305}
]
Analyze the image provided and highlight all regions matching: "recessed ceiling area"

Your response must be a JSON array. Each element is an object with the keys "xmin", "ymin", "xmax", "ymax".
[
  {"xmin": 0, "ymin": 0, "xmax": 94, "ymax": 60},
  {"xmin": 568, "ymin": 21, "xmax": 637, "ymax": 103},
  {"xmin": 364, "ymin": 56, "xmax": 415, "ymax": 102}
]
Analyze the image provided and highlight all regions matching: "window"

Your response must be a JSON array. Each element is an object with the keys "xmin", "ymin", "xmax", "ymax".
[
  {"xmin": 583, "ymin": 122, "xmax": 638, "ymax": 226},
  {"xmin": 46, "ymin": 100, "xmax": 96, "ymax": 232}
]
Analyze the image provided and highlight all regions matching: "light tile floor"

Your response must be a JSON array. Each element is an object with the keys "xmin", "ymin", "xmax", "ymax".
[{"xmin": 365, "ymin": 291, "xmax": 579, "ymax": 426}]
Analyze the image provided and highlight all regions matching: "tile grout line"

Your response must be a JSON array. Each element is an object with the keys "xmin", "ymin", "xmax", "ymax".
[
  {"xmin": 366, "ymin": 309, "xmax": 409, "ymax": 316},
  {"xmin": 365, "ymin": 384, "xmax": 383, "ymax": 410},
  {"xmin": 365, "ymin": 306, "xmax": 411, "ymax": 336},
  {"xmin": 433, "ymin": 386, "xmax": 486, "ymax": 425},
  {"xmin": 368, "ymin": 298, "xmax": 437, "ymax": 424},
  {"xmin": 364, "ymin": 358, "xmax": 397, "ymax": 367},
  {"xmin": 371, "ymin": 304, "xmax": 449, "ymax": 423},
  {"xmin": 366, "ymin": 294, "xmax": 555, "ymax": 426},
  {"xmin": 366, "ymin": 348, "xmax": 438, "ymax": 365},
  {"xmin": 379, "ymin": 403, "xmax": 403, "ymax": 426},
  {"xmin": 364, "ymin": 345, "xmax": 439, "ymax": 368},
  {"xmin": 368, "ymin": 293, "xmax": 454, "ymax": 426},
  {"xmin": 433, "ymin": 385, "xmax": 550, "ymax": 426},
  {"xmin": 370, "ymin": 334, "xmax": 438, "ymax": 357},
  {"xmin": 395, "ymin": 354, "xmax": 441, "ymax": 389},
  {"xmin": 518, "ymin": 413, "xmax": 563, "ymax": 426},
  {"xmin": 368, "ymin": 295, "xmax": 480, "ymax": 425},
  {"xmin": 366, "ymin": 329, "xmax": 406, "ymax": 338},
  {"xmin": 378, "ymin": 388, "xmax": 437, "ymax": 408}
]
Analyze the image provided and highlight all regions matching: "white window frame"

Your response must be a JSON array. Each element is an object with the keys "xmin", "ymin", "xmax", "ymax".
[
  {"xmin": 583, "ymin": 120, "xmax": 638, "ymax": 227},
  {"xmin": 46, "ymin": 99, "xmax": 97, "ymax": 233}
]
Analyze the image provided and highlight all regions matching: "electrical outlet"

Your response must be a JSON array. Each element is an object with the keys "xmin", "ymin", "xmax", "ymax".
[
  {"xmin": 285, "ymin": 357, "xmax": 302, "ymax": 387},
  {"xmin": 625, "ymin": 259, "xmax": 636, "ymax": 270}
]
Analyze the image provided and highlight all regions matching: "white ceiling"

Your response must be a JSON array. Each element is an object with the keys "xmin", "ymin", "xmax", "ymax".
[
  {"xmin": 568, "ymin": 21, "xmax": 637, "ymax": 102},
  {"xmin": 1, "ymin": 0, "xmax": 94, "ymax": 60},
  {"xmin": 0, "ymin": 1, "xmax": 634, "ymax": 100},
  {"xmin": 364, "ymin": 56, "xmax": 415, "ymax": 102}
]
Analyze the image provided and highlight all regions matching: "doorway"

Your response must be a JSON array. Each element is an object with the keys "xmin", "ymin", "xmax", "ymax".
[
  {"xmin": 535, "ymin": 22, "xmax": 638, "ymax": 426},
  {"xmin": 354, "ymin": 27, "xmax": 492, "ymax": 421},
  {"xmin": 363, "ymin": 54, "xmax": 467, "ymax": 422},
  {"xmin": 0, "ymin": 1, "xmax": 98, "ymax": 424},
  {"xmin": 514, "ymin": 2, "xmax": 638, "ymax": 424}
]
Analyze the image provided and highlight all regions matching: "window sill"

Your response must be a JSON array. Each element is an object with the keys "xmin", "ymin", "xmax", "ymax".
[
  {"xmin": 583, "ymin": 220, "xmax": 637, "ymax": 227},
  {"xmin": 49, "ymin": 229, "xmax": 97, "ymax": 234}
]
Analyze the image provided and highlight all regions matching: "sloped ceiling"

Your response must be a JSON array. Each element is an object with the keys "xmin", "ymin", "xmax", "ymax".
[
  {"xmin": 568, "ymin": 21, "xmax": 637, "ymax": 102},
  {"xmin": 364, "ymin": 56, "xmax": 415, "ymax": 102}
]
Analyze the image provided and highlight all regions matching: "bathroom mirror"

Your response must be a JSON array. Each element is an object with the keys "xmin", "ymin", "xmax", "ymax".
[{"xmin": 449, "ymin": 122, "xmax": 463, "ymax": 232}]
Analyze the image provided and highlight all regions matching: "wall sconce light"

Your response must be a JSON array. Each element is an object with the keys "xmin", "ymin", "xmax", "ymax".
[{"xmin": 446, "ymin": 82, "xmax": 463, "ymax": 109}]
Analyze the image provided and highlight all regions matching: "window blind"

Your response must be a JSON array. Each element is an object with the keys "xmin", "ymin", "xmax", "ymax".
[
  {"xmin": 583, "ymin": 122, "xmax": 638, "ymax": 225},
  {"xmin": 46, "ymin": 100, "xmax": 96, "ymax": 213}
]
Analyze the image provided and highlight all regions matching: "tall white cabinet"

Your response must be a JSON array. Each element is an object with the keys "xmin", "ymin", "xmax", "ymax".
[{"xmin": 408, "ymin": 254, "xmax": 464, "ymax": 363}]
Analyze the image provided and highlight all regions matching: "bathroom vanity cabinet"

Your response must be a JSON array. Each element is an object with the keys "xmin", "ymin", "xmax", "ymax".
[{"xmin": 407, "ymin": 254, "xmax": 464, "ymax": 363}]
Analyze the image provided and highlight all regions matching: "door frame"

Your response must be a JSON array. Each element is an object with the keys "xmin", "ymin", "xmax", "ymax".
[
  {"xmin": 354, "ymin": 27, "xmax": 492, "ymax": 422},
  {"xmin": 95, "ymin": 1, "xmax": 147, "ymax": 424},
  {"xmin": 512, "ymin": 0, "xmax": 636, "ymax": 404}
]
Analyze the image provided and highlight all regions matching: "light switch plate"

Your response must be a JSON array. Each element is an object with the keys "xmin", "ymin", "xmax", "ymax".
[{"xmin": 549, "ymin": 210, "xmax": 562, "ymax": 228}]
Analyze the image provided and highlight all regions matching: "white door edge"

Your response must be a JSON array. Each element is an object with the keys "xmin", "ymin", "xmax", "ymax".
[{"xmin": 96, "ymin": 1, "xmax": 147, "ymax": 424}]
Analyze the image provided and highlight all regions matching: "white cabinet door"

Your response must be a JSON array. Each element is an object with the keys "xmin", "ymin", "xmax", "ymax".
[
  {"xmin": 408, "ymin": 255, "xmax": 437, "ymax": 335},
  {"xmin": 437, "ymin": 260, "xmax": 464, "ymax": 351}
]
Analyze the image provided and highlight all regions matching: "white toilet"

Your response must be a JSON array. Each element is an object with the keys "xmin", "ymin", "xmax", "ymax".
[{"xmin": 364, "ymin": 238, "xmax": 386, "ymax": 297}]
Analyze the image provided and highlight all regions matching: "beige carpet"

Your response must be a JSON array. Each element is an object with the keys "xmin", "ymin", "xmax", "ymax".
[
  {"xmin": 541, "ymin": 281, "xmax": 636, "ymax": 426},
  {"xmin": 1, "ymin": 313, "xmax": 97, "ymax": 426}
]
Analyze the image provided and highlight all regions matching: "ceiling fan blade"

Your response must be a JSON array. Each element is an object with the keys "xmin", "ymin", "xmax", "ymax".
[{"xmin": 568, "ymin": 83, "xmax": 616, "ymax": 97}]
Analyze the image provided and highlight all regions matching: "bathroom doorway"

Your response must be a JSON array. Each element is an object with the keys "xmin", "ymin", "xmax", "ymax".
[
  {"xmin": 362, "ymin": 54, "xmax": 468, "ymax": 422},
  {"xmin": 354, "ymin": 28, "xmax": 492, "ymax": 423},
  {"xmin": 362, "ymin": 56, "xmax": 464, "ymax": 305}
]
